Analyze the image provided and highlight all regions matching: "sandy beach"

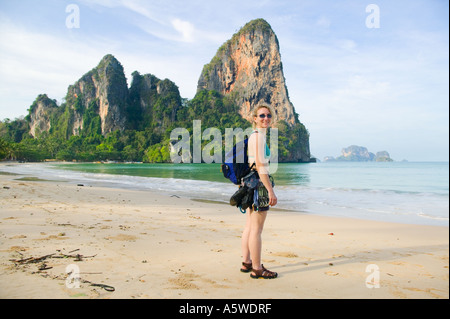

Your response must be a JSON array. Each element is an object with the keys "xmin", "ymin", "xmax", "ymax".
[{"xmin": 0, "ymin": 165, "xmax": 448, "ymax": 299}]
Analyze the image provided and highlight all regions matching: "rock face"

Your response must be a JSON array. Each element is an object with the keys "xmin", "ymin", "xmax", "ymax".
[
  {"xmin": 128, "ymin": 71, "xmax": 181, "ymax": 132},
  {"xmin": 375, "ymin": 151, "xmax": 393, "ymax": 162},
  {"xmin": 25, "ymin": 55, "xmax": 182, "ymax": 140},
  {"xmin": 65, "ymin": 54, "xmax": 128, "ymax": 136},
  {"xmin": 197, "ymin": 19, "xmax": 297, "ymax": 125},
  {"xmin": 196, "ymin": 18, "xmax": 310, "ymax": 162},
  {"xmin": 341, "ymin": 145, "xmax": 375, "ymax": 161},
  {"xmin": 18, "ymin": 25, "xmax": 311, "ymax": 162},
  {"xmin": 324, "ymin": 145, "xmax": 393, "ymax": 162},
  {"xmin": 28, "ymin": 94, "xmax": 58, "ymax": 137}
]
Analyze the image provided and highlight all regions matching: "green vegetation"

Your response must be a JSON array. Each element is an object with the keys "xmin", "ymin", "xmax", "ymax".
[
  {"xmin": 0, "ymin": 87, "xmax": 308, "ymax": 163},
  {"xmin": 0, "ymin": 48, "xmax": 309, "ymax": 163},
  {"xmin": 0, "ymin": 88, "xmax": 248, "ymax": 163}
]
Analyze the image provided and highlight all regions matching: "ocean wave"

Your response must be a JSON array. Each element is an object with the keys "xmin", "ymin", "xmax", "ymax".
[
  {"xmin": 417, "ymin": 212, "xmax": 449, "ymax": 221},
  {"xmin": 1, "ymin": 163, "xmax": 448, "ymax": 226}
]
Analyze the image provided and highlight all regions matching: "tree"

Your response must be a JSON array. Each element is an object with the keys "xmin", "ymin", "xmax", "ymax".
[{"xmin": 0, "ymin": 137, "xmax": 9, "ymax": 160}]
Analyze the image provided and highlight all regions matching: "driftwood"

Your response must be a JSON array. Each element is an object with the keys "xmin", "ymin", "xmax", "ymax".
[
  {"xmin": 10, "ymin": 253, "xmax": 56, "ymax": 264},
  {"xmin": 9, "ymin": 249, "xmax": 114, "ymax": 292},
  {"xmin": 9, "ymin": 250, "xmax": 97, "ymax": 264},
  {"xmin": 38, "ymin": 263, "xmax": 53, "ymax": 271}
]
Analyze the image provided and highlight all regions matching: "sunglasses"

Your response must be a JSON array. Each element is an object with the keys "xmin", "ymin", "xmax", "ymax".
[{"xmin": 258, "ymin": 113, "xmax": 272, "ymax": 119}]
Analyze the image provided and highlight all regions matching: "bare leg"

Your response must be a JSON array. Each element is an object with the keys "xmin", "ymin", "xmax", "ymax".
[
  {"xmin": 241, "ymin": 208, "xmax": 252, "ymax": 269},
  {"xmin": 248, "ymin": 210, "xmax": 267, "ymax": 272}
]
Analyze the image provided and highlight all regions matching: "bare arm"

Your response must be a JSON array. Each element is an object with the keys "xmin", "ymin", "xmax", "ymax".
[{"xmin": 254, "ymin": 132, "xmax": 277, "ymax": 206}]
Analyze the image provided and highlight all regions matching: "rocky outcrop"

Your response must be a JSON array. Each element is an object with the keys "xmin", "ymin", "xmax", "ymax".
[
  {"xmin": 25, "ymin": 54, "xmax": 182, "ymax": 140},
  {"xmin": 197, "ymin": 19, "xmax": 297, "ymax": 125},
  {"xmin": 65, "ymin": 54, "xmax": 128, "ymax": 136},
  {"xmin": 14, "ymin": 23, "xmax": 311, "ymax": 162},
  {"xmin": 28, "ymin": 94, "xmax": 58, "ymax": 137},
  {"xmin": 128, "ymin": 71, "xmax": 181, "ymax": 132},
  {"xmin": 341, "ymin": 145, "xmax": 375, "ymax": 161},
  {"xmin": 197, "ymin": 19, "xmax": 310, "ymax": 162},
  {"xmin": 375, "ymin": 151, "xmax": 393, "ymax": 162},
  {"xmin": 324, "ymin": 145, "xmax": 393, "ymax": 162}
]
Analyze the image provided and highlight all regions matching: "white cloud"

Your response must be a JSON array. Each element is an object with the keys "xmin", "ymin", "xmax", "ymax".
[
  {"xmin": 118, "ymin": 0, "xmax": 167, "ymax": 25},
  {"xmin": 0, "ymin": 15, "xmax": 204, "ymax": 120},
  {"xmin": 171, "ymin": 18, "xmax": 195, "ymax": 43},
  {"xmin": 0, "ymin": 18, "xmax": 117, "ymax": 117}
]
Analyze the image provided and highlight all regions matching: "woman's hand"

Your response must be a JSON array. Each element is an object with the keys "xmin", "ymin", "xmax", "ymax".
[{"xmin": 269, "ymin": 190, "xmax": 277, "ymax": 207}]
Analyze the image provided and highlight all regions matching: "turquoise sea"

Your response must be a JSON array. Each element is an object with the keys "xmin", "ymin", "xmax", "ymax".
[{"xmin": 1, "ymin": 161, "xmax": 448, "ymax": 226}]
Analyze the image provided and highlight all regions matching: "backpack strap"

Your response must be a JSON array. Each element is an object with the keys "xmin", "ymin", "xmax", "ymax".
[{"xmin": 248, "ymin": 129, "xmax": 259, "ymax": 171}]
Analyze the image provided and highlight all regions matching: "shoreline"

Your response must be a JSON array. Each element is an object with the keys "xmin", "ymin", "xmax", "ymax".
[
  {"xmin": 0, "ymin": 166, "xmax": 448, "ymax": 299},
  {"xmin": 1, "ymin": 161, "xmax": 448, "ymax": 227}
]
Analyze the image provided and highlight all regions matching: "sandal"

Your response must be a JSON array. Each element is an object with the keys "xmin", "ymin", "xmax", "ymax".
[
  {"xmin": 240, "ymin": 261, "xmax": 252, "ymax": 273},
  {"xmin": 250, "ymin": 264, "xmax": 278, "ymax": 279}
]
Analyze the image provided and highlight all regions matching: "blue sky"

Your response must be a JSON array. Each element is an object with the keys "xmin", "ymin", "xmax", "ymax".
[{"xmin": 0, "ymin": 0, "xmax": 448, "ymax": 161}]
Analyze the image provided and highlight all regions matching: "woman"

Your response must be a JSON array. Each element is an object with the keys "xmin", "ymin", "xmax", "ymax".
[{"xmin": 240, "ymin": 105, "xmax": 278, "ymax": 279}]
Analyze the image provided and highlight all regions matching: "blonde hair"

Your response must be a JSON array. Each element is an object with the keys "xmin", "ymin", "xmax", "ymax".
[{"xmin": 252, "ymin": 104, "xmax": 273, "ymax": 128}]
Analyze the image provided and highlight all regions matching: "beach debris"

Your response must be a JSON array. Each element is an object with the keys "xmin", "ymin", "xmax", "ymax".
[
  {"xmin": 38, "ymin": 263, "xmax": 53, "ymax": 271},
  {"xmin": 77, "ymin": 184, "xmax": 84, "ymax": 186},
  {"xmin": 3, "ymin": 186, "xmax": 10, "ymax": 189},
  {"xmin": 171, "ymin": 194, "xmax": 180, "ymax": 198},
  {"xmin": 328, "ymin": 233, "xmax": 334, "ymax": 236},
  {"xmin": 9, "ymin": 249, "xmax": 115, "ymax": 292},
  {"xmin": 88, "ymin": 282, "xmax": 115, "ymax": 292},
  {"xmin": 10, "ymin": 253, "xmax": 56, "ymax": 264},
  {"xmin": 9, "ymin": 250, "xmax": 96, "ymax": 264}
]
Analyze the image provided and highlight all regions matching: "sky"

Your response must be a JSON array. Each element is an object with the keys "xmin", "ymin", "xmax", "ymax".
[{"xmin": 0, "ymin": 0, "xmax": 448, "ymax": 161}]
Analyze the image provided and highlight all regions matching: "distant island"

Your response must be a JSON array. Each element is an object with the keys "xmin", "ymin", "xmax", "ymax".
[{"xmin": 324, "ymin": 145, "xmax": 393, "ymax": 162}]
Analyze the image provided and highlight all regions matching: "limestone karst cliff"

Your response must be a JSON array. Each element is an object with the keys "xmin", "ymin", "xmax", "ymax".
[
  {"xmin": 4, "ymin": 19, "xmax": 311, "ymax": 162},
  {"xmin": 65, "ymin": 54, "xmax": 129, "ymax": 136},
  {"xmin": 197, "ymin": 18, "xmax": 310, "ymax": 162},
  {"xmin": 324, "ymin": 145, "xmax": 393, "ymax": 162},
  {"xmin": 26, "ymin": 55, "xmax": 182, "ymax": 140},
  {"xmin": 197, "ymin": 19, "xmax": 297, "ymax": 126},
  {"xmin": 128, "ymin": 71, "xmax": 181, "ymax": 132},
  {"xmin": 28, "ymin": 94, "xmax": 58, "ymax": 138}
]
